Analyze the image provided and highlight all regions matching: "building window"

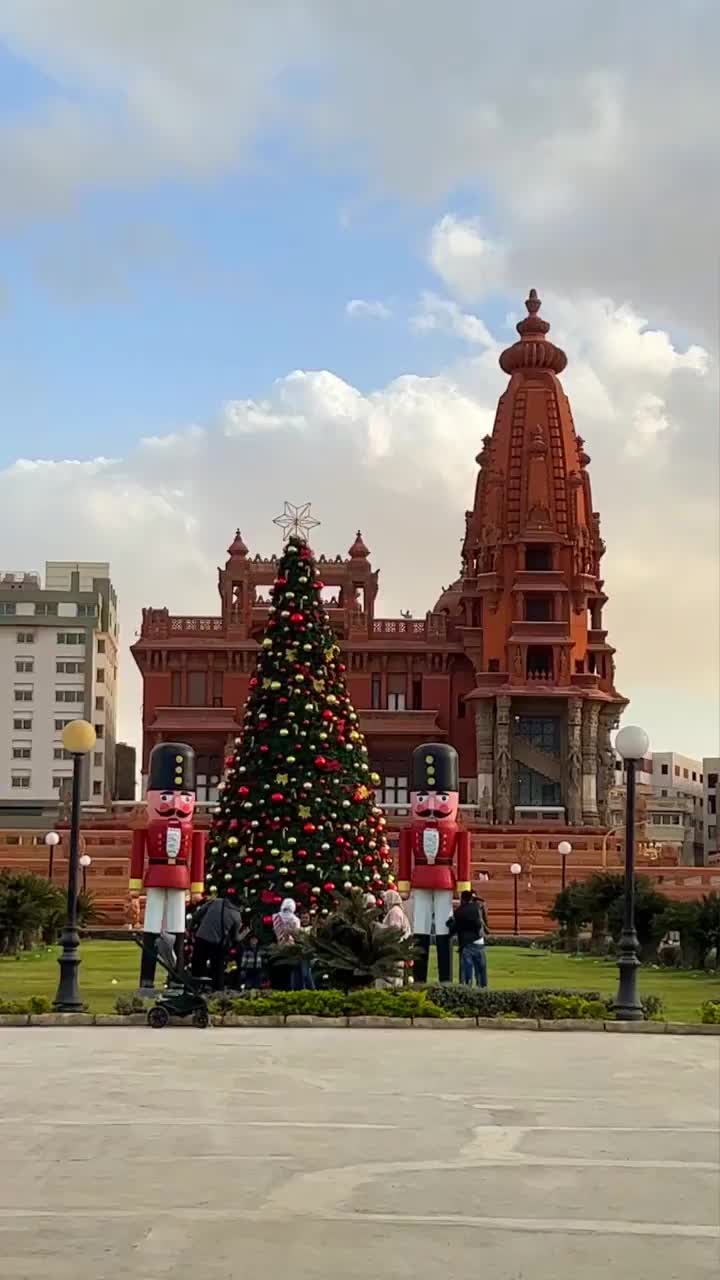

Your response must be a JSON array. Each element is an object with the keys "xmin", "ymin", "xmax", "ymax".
[
  {"xmin": 386, "ymin": 674, "xmax": 406, "ymax": 711},
  {"xmin": 11, "ymin": 774, "xmax": 31, "ymax": 789},
  {"xmin": 13, "ymin": 717, "xmax": 32, "ymax": 731},
  {"xmin": 457, "ymin": 695, "xmax": 466, "ymax": 719},
  {"xmin": 15, "ymin": 659, "xmax": 34, "ymax": 673},
  {"xmin": 371, "ymin": 674, "xmax": 382, "ymax": 710},
  {"xmin": 57, "ymin": 632, "xmax": 84, "ymax": 645},
  {"xmin": 56, "ymin": 661, "xmax": 85, "ymax": 674},
  {"xmin": 709, "ymin": 796, "xmax": 717, "ymax": 816},
  {"xmin": 56, "ymin": 690, "xmax": 84, "ymax": 702},
  {"xmin": 94, "ymin": 751, "xmax": 103, "ymax": 767},
  {"xmin": 709, "ymin": 773, "xmax": 718, "ymax": 788},
  {"xmin": 96, "ymin": 667, "xmax": 104, "ymax": 683},
  {"xmin": 14, "ymin": 689, "xmax": 33, "ymax": 702},
  {"xmin": 525, "ymin": 545, "xmax": 552, "ymax": 571},
  {"xmin": 54, "ymin": 718, "xmax": 72, "ymax": 732},
  {"xmin": 77, "ymin": 603, "xmax": 97, "ymax": 617},
  {"xmin": 16, "ymin": 631, "xmax": 35, "ymax": 644},
  {"xmin": 525, "ymin": 596, "xmax": 553, "ymax": 622},
  {"xmin": 97, "ymin": 639, "xmax": 105, "ymax": 653},
  {"xmin": 92, "ymin": 780, "xmax": 102, "ymax": 797},
  {"xmin": 674, "ymin": 766, "xmax": 680, "ymax": 776},
  {"xmin": 95, "ymin": 724, "xmax": 104, "ymax": 739},
  {"xmin": 196, "ymin": 756, "xmax": 221, "ymax": 804},
  {"xmin": 661, "ymin": 789, "xmax": 667, "ymax": 797},
  {"xmin": 171, "ymin": 672, "xmax": 182, "ymax": 705},
  {"xmin": 382, "ymin": 775, "xmax": 409, "ymax": 811},
  {"xmin": 488, "ymin": 658, "xmax": 500, "ymax": 673},
  {"xmin": 53, "ymin": 747, "xmax": 73, "ymax": 760},
  {"xmin": 12, "ymin": 745, "xmax": 31, "ymax": 760},
  {"xmin": 683, "ymin": 768, "xmax": 689, "ymax": 779},
  {"xmin": 52, "ymin": 775, "xmax": 71, "ymax": 789},
  {"xmin": 574, "ymin": 659, "xmax": 584, "ymax": 674},
  {"xmin": 661, "ymin": 763, "xmax": 669, "ymax": 775},
  {"xmin": 526, "ymin": 646, "xmax": 553, "ymax": 678},
  {"xmin": 187, "ymin": 671, "xmax": 206, "ymax": 706},
  {"xmin": 515, "ymin": 715, "xmax": 561, "ymax": 755},
  {"xmin": 0, "ymin": 602, "xmax": 17, "ymax": 615},
  {"xmin": 412, "ymin": 678, "xmax": 422, "ymax": 711},
  {"xmin": 692, "ymin": 771, "xmax": 697, "ymax": 781},
  {"xmin": 35, "ymin": 602, "xmax": 59, "ymax": 616},
  {"xmin": 95, "ymin": 695, "xmax": 104, "ymax": 711}
]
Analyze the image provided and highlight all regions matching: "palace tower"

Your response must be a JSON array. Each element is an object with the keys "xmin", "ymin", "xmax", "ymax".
[{"xmin": 456, "ymin": 289, "xmax": 626, "ymax": 824}]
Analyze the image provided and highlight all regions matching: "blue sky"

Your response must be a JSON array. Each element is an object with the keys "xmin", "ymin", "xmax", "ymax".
[{"xmin": 0, "ymin": 8, "xmax": 716, "ymax": 759}]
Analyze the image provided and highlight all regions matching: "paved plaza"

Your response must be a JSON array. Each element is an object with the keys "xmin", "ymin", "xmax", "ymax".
[{"xmin": 0, "ymin": 1028, "xmax": 718, "ymax": 1279}]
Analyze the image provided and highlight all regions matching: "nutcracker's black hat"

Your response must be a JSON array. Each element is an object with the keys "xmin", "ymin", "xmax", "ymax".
[
  {"xmin": 411, "ymin": 743, "xmax": 459, "ymax": 792},
  {"xmin": 147, "ymin": 742, "xmax": 196, "ymax": 793}
]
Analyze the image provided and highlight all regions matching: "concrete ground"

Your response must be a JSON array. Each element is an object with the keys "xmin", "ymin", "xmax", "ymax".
[{"xmin": 0, "ymin": 1029, "xmax": 718, "ymax": 1279}]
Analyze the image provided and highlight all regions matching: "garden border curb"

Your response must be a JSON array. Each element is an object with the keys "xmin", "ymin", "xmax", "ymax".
[{"xmin": 0, "ymin": 1014, "xmax": 718, "ymax": 1033}]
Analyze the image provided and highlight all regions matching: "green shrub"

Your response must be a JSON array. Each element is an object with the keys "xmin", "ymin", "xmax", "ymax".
[
  {"xmin": 208, "ymin": 987, "xmax": 446, "ymax": 1020},
  {"xmin": 0, "ymin": 994, "xmax": 51, "ymax": 1015},
  {"xmin": 545, "ymin": 995, "xmax": 609, "ymax": 1021},
  {"xmin": 700, "ymin": 1000, "xmax": 720, "ymax": 1025},
  {"xmin": 424, "ymin": 984, "xmax": 663, "ymax": 1022},
  {"xmin": 114, "ymin": 994, "xmax": 147, "ymax": 1015}
]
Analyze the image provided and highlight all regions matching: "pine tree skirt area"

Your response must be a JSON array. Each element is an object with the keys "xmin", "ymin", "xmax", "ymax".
[{"xmin": 2, "ymin": 941, "xmax": 718, "ymax": 1020}]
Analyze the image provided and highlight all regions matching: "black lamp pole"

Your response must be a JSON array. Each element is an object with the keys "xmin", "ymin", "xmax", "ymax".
[
  {"xmin": 513, "ymin": 875, "xmax": 519, "ymax": 935},
  {"xmin": 53, "ymin": 752, "xmax": 85, "ymax": 1012},
  {"xmin": 561, "ymin": 853, "xmax": 568, "ymax": 892},
  {"xmin": 613, "ymin": 756, "xmax": 643, "ymax": 1021}
]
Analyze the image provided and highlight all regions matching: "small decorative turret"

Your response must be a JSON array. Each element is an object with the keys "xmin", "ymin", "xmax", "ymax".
[
  {"xmin": 227, "ymin": 529, "xmax": 248, "ymax": 559},
  {"xmin": 348, "ymin": 530, "xmax": 370, "ymax": 559},
  {"xmin": 499, "ymin": 289, "xmax": 567, "ymax": 375}
]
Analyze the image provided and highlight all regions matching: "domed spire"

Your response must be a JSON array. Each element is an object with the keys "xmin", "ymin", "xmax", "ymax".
[
  {"xmin": 348, "ymin": 530, "xmax": 370, "ymax": 559},
  {"xmin": 227, "ymin": 528, "xmax": 248, "ymax": 558},
  {"xmin": 499, "ymin": 289, "xmax": 567, "ymax": 376}
]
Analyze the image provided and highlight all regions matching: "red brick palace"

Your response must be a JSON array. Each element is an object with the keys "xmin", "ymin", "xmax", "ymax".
[{"xmin": 132, "ymin": 290, "xmax": 626, "ymax": 825}]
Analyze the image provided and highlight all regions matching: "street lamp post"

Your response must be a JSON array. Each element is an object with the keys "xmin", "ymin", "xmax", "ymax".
[
  {"xmin": 53, "ymin": 720, "xmax": 96, "ymax": 1013},
  {"xmin": 558, "ymin": 840, "xmax": 572, "ymax": 892},
  {"xmin": 510, "ymin": 862, "xmax": 522, "ymax": 935},
  {"xmin": 613, "ymin": 724, "xmax": 649, "ymax": 1022},
  {"xmin": 79, "ymin": 853, "xmax": 92, "ymax": 895},
  {"xmin": 45, "ymin": 830, "xmax": 60, "ymax": 880}
]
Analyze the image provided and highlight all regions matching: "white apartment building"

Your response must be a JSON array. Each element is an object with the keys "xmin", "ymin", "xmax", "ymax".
[
  {"xmin": 704, "ymin": 758, "xmax": 719, "ymax": 863},
  {"xmin": 612, "ymin": 749, "xmax": 706, "ymax": 864},
  {"xmin": 0, "ymin": 563, "xmax": 118, "ymax": 813}
]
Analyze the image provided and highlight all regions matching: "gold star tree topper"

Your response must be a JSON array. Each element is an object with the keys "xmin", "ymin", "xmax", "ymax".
[{"xmin": 273, "ymin": 501, "xmax": 321, "ymax": 542}]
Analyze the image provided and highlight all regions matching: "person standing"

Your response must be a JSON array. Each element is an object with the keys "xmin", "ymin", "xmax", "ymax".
[
  {"xmin": 448, "ymin": 890, "xmax": 489, "ymax": 987},
  {"xmin": 191, "ymin": 894, "xmax": 245, "ymax": 991}
]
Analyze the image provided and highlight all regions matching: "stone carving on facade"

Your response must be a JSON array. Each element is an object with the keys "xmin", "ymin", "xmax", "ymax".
[
  {"xmin": 479, "ymin": 786, "xmax": 494, "ymax": 824},
  {"xmin": 558, "ymin": 648, "xmax": 569, "ymax": 684},
  {"xmin": 494, "ymin": 694, "xmax": 512, "ymax": 825},
  {"xmin": 597, "ymin": 707, "xmax": 618, "ymax": 827},
  {"xmin": 581, "ymin": 701, "xmax": 601, "ymax": 824},
  {"xmin": 513, "ymin": 646, "xmax": 523, "ymax": 677},
  {"xmin": 566, "ymin": 697, "xmax": 583, "ymax": 826}
]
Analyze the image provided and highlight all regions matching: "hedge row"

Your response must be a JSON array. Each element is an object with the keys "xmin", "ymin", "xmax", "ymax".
[
  {"xmin": 0, "ymin": 996, "xmax": 51, "ymax": 1015},
  {"xmin": 207, "ymin": 986, "xmax": 665, "ymax": 1022}
]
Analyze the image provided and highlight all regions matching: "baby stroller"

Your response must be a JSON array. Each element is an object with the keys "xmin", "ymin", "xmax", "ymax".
[{"xmin": 137, "ymin": 932, "xmax": 212, "ymax": 1029}]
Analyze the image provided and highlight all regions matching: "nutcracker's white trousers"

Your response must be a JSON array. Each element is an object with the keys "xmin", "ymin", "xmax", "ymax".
[
  {"xmin": 143, "ymin": 887, "xmax": 187, "ymax": 934},
  {"xmin": 410, "ymin": 888, "xmax": 454, "ymax": 936}
]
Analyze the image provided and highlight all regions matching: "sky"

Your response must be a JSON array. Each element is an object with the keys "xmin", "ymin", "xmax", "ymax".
[{"xmin": 0, "ymin": 0, "xmax": 718, "ymax": 759}]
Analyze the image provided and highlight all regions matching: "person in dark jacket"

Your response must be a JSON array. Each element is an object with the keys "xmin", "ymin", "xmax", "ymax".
[
  {"xmin": 190, "ymin": 895, "xmax": 246, "ymax": 991},
  {"xmin": 447, "ymin": 891, "xmax": 489, "ymax": 987}
]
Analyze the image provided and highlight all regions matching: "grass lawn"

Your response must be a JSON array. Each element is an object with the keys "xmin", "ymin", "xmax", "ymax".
[{"xmin": 1, "ymin": 941, "xmax": 718, "ymax": 1020}]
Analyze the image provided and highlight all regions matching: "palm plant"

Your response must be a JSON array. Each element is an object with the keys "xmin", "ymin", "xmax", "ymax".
[{"xmin": 269, "ymin": 891, "xmax": 416, "ymax": 991}]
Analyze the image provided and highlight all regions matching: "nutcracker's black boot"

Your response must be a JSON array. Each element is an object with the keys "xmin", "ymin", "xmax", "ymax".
[
  {"xmin": 436, "ymin": 934, "xmax": 452, "ymax": 983},
  {"xmin": 413, "ymin": 934, "xmax": 431, "ymax": 984},
  {"xmin": 140, "ymin": 932, "xmax": 159, "ymax": 988},
  {"xmin": 172, "ymin": 932, "xmax": 186, "ymax": 984}
]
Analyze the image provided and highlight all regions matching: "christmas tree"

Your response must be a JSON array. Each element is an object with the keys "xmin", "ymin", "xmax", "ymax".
[{"xmin": 206, "ymin": 535, "xmax": 395, "ymax": 925}]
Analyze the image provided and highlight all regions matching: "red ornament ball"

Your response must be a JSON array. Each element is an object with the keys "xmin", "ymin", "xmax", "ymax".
[
  {"xmin": 314, "ymin": 755, "xmax": 327, "ymax": 769},
  {"xmin": 289, "ymin": 612, "xmax": 305, "ymax": 624},
  {"xmin": 323, "ymin": 881, "xmax": 335, "ymax": 892},
  {"xmin": 238, "ymin": 785, "xmax": 249, "ymax": 797},
  {"xmin": 303, "ymin": 822, "xmax": 316, "ymax": 833}
]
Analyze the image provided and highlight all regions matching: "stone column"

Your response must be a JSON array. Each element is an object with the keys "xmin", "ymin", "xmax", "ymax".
[
  {"xmin": 566, "ymin": 697, "xmax": 583, "ymax": 826},
  {"xmin": 581, "ymin": 701, "xmax": 600, "ymax": 825},
  {"xmin": 474, "ymin": 700, "xmax": 495, "ymax": 822},
  {"xmin": 494, "ymin": 694, "xmax": 512, "ymax": 825},
  {"xmin": 597, "ymin": 707, "xmax": 619, "ymax": 828}
]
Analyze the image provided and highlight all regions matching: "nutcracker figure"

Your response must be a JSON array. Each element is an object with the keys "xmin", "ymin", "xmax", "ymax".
[
  {"xmin": 397, "ymin": 743, "xmax": 470, "ymax": 983},
  {"xmin": 130, "ymin": 743, "xmax": 205, "ymax": 988}
]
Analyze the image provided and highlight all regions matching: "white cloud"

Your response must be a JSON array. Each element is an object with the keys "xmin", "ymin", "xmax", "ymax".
[
  {"xmin": 1, "ymin": 277, "xmax": 716, "ymax": 758},
  {"xmin": 428, "ymin": 217, "xmax": 507, "ymax": 302},
  {"xmin": 411, "ymin": 291, "xmax": 496, "ymax": 348},
  {"xmin": 346, "ymin": 299, "xmax": 392, "ymax": 320}
]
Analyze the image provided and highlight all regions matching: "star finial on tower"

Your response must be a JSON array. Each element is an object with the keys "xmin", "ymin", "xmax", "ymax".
[{"xmin": 273, "ymin": 501, "xmax": 321, "ymax": 541}]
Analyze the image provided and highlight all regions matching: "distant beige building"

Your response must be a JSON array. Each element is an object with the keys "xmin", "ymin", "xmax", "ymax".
[
  {"xmin": 704, "ymin": 759, "xmax": 719, "ymax": 863},
  {"xmin": 0, "ymin": 562, "xmax": 118, "ymax": 815},
  {"xmin": 612, "ymin": 749, "xmax": 706, "ymax": 865}
]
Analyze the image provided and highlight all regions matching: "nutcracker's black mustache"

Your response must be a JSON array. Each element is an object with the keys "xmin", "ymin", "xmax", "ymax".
[
  {"xmin": 157, "ymin": 807, "xmax": 191, "ymax": 818},
  {"xmin": 416, "ymin": 807, "xmax": 452, "ymax": 819}
]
